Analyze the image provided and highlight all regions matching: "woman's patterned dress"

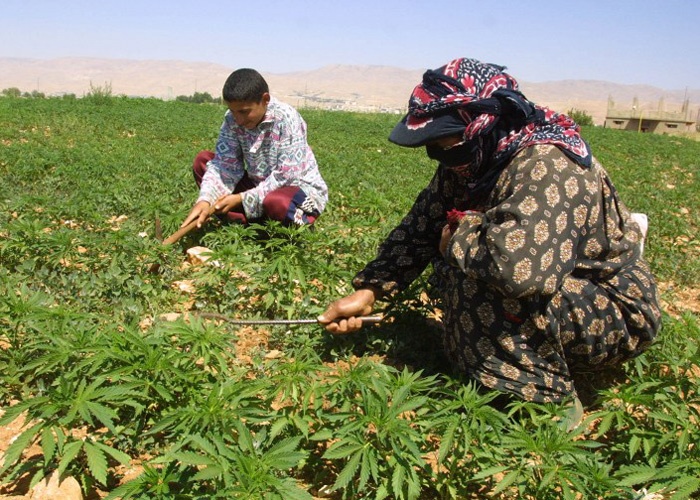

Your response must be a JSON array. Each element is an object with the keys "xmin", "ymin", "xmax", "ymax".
[{"xmin": 353, "ymin": 145, "xmax": 661, "ymax": 403}]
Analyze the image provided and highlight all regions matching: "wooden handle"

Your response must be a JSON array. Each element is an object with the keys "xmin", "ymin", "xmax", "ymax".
[
  {"xmin": 355, "ymin": 315, "xmax": 384, "ymax": 324},
  {"xmin": 162, "ymin": 205, "xmax": 217, "ymax": 245}
]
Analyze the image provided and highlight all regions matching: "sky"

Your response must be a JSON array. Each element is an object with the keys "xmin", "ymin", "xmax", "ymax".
[{"xmin": 1, "ymin": 0, "xmax": 698, "ymax": 90}]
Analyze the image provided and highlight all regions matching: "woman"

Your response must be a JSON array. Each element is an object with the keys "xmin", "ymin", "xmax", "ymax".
[{"xmin": 319, "ymin": 57, "xmax": 661, "ymax": 406}]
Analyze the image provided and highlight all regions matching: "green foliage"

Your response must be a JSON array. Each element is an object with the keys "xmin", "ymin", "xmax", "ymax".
[
  {"xmin": 583, "ymin": 127, "xmax": 699, "ymax": 285},
  {"xmin": 2, "ymin": 87, "xmax": 47, "ymax": 98},
  {"xmin": 567, "ymin": 107, "xmax": 594, "ymax": 126},
  {"xmin": 24, "ymin": 90, "xmax": 46, "ymax": 99},
  {"xmin": 173, "ymin": 424, "xmax": 311, "ymax": 499},
  {"xmin": 428, "ymin": 382, "xmax": 511, "ymax": 497},
  {"xmin": 0, "ymin": 97, "xmax": 698, "ymax": 499},
  {"xmin": 319, "ymin": 363, "xmax": 434, "ymax": 499},
  {"xmin": 84, "ymin": 81, "xmax": 115, "ymax": 104},
  {"xmin": 175, "ymin": 91, "xmax": 220, "ymax": 104},
  {"xmin": 2, "ymin": 87, "xmax": 22, "ymax": 98}
]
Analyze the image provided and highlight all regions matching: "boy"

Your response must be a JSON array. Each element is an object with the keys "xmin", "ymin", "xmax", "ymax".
[{"xmin": 181, "ymin": 68, "xmax": 328, "ymax": 230}]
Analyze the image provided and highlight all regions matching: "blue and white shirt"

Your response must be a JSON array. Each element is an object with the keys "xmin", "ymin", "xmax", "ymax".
[{"xmin": 197, "ymin": 97, "xmax": 328, "ymax": 220}]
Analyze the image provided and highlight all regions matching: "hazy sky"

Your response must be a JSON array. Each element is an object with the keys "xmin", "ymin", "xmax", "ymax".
[{"xmin": 2, "ymin": 0, "xmax": 698, "ymax": 90}]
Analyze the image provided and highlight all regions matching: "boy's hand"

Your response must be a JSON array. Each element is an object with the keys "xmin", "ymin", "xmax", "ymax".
[
  {"xmin": 318, "ymin": 288, "xmax": 377, "ymax": 334},
  {"xmin": 181, "ymin": 201, "xmax": 212, "ymax": 228},
  {"xmin": 214, "ymin": 193, "xmax": 243, "ymax": 214}
]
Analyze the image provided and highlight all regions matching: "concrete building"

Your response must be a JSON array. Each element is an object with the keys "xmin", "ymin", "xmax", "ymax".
[{"xmin": 604, "ymin": 97, "xmax": 697, "ymax": 134}]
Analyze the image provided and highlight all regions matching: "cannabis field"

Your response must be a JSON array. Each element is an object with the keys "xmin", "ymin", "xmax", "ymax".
[{"xmin": 0, "ymin": 95, "xmax": 699, "ymax": 499}]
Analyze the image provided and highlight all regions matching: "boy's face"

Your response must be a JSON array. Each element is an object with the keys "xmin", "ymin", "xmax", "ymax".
[{"xmin": 227, "ymin": 93, "xmax": 270, "ymax": 129}]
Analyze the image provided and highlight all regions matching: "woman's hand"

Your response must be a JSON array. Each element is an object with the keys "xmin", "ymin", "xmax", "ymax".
[{"xmin": 318, "ymin": 288, "xmax": 377, "ymax": 334}]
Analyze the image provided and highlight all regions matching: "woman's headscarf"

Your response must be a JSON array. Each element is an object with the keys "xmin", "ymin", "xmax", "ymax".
[{"xmin": 389, "ymin": 57, "xmax": 592, "ymax": 172}]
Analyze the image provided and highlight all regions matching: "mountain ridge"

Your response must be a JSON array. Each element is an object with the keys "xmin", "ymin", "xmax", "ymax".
[{"xmin": 2, "ymin": 57, "xmax": 698, "ymax": 125}]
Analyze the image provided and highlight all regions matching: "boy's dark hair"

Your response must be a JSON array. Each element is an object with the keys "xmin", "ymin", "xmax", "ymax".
[{"xmin": 222, "ymin": 68, "xmax": 269, "ymax": 102}]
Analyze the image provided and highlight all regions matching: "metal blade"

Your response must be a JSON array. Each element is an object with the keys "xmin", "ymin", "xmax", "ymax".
[{"xmin": 197, "ymin": 312, "xmax": 383, "ymax": 326}]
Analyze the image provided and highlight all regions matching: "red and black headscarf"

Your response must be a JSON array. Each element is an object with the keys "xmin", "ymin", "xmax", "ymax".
[{"xmin": 389, "ymin": 57, "xmax": 592, "ymax": 171}]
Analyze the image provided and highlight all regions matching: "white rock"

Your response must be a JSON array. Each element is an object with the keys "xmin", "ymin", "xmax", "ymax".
[{"xmin": 30, "ymin": 471, "xmax": 83, "ymax": 500}]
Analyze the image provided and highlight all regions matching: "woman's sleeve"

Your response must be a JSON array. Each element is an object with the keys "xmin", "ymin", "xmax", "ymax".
[{"xmin": 353, "ymin": 168, "xmax": 450, "ymax": 295}]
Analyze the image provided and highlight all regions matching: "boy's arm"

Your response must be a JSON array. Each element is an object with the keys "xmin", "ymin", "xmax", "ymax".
[{"xmin": 197, "ymin": 116, "xmax": 246, "ymax": 205}]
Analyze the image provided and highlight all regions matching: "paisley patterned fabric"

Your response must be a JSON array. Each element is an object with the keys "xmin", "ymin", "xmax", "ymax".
[{"xmin": 353, "ymin": 145, "xmax": 661, "ymax": 403}]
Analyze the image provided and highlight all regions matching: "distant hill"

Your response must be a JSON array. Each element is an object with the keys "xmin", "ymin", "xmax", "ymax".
[{"xmin": 2, "ymin": 57, "xmax": 699, "ymax": 125}]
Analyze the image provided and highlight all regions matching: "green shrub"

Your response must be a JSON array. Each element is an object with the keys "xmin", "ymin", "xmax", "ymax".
[{"xmin": 567, "ymin": 107, "xmax": 595, "ymax": 127}]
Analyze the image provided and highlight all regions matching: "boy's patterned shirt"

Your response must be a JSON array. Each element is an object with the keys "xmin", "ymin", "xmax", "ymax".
[{"xmin": 197, "ymin": 97, "xmax": 328, "ymax": 219}]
